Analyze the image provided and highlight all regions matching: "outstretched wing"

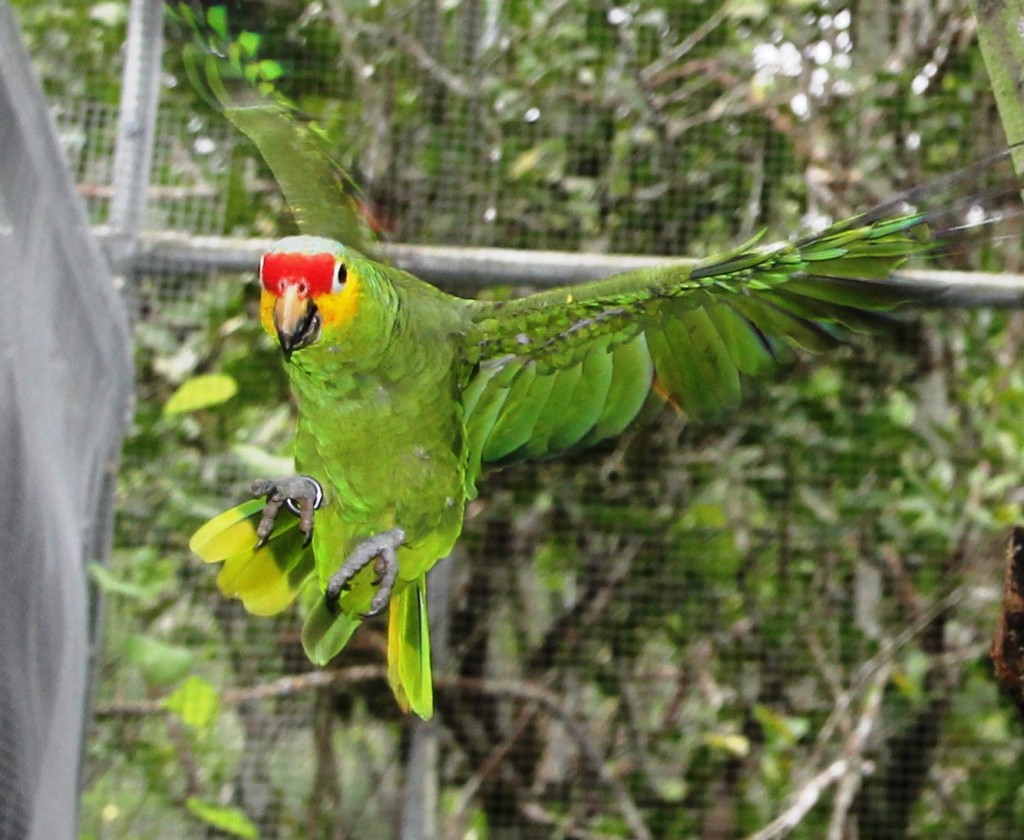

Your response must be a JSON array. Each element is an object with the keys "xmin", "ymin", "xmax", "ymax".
[
  {"xmin": 177, "ymin": 4, "xmax": 381, "ymax": 256},
  {"xmin": 460, "ymin": 208, "xmax": 937, "ymax": 483},
  {"xmin": 220, "ymin": 100, "xmax": 383, "ymax": 257}
]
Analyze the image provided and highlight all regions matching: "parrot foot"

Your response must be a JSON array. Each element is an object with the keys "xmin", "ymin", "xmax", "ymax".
[
  {"xmin": 250, "ymin": 475, "xmax": 324, "ymax": 548},
  {"xmin": 325, "ymin": 527, "xmax": 405, "ymax": 618}
]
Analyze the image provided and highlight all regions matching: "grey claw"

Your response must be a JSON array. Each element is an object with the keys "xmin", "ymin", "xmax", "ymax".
[
  {"xmin": 362, "ymin": 553, "xmax": 400, "ymax": 617},
  {"xmin": 324, "ymin": 528, "xmax": 405, "ymax": 616},
  {"xmin": 250, "ymin": 475, "xmax": 324, "ymax": 547}
]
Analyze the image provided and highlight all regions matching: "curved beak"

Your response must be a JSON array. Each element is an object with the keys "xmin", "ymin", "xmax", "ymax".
[{"xmin": 274, "ymin": 284, "xmax": 321, "ymax": 359}]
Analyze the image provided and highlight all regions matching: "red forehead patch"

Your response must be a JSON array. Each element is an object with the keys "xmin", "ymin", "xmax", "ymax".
[{"xmin": 260, "ymin": 252, "xmax": 336, "ymax": 297}]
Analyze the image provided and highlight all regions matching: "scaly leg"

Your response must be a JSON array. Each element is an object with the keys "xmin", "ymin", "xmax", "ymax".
[
  {"xmin": 325, "ymin": 527, "xmax": 405, "ymax": 618},
  {"xmin": 250, "ymin": 475, "xmax": 324, "ymax": 547}
]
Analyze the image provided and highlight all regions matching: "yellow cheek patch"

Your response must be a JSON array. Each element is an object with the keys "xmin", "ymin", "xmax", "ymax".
[
  {"xmin": 259, "ymin": 289, "xmax": 276, "ymax": 337},
  {"xmin": 313, "ymin": 272, "xmax": 362, "ymax": 331}
]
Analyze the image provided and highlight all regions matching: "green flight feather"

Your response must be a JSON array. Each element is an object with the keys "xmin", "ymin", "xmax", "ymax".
[
  {"xmin": 480, "ymin": 364, "xmax": 553, "ymax": 462},
  {"xmin": 177, "ymin": 4, "xmax": 379, "ymax": 256},
  {"xmin": 702, "ymin": 303, "xmax": 773, "ymax": 378},
  {"xmin": 649, "ymin": 299, "xmax": 743, "ymax": 417},
  {"xmin": 221, "ymin": 102, "xmax": 381, "ymax": 257},
  {"xmin": 588, "ymin": 336, "xmax": 656, "ymax": 440},
  {"xmin": 546, "ymin": 346, "xmax": 610, "ymax": 451},
  {"xmin": 460, "ymin": 206, "xmax": 943, "ymax": 480}
]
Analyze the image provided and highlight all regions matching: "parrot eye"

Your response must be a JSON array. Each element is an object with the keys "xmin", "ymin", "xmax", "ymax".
[{"xmin": 333, "ymin": 262, "xmax": 348, "ymax": 293}]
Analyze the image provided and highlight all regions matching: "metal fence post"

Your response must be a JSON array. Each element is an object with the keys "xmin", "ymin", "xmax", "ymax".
[{"xmin": 108, "ymin": 0, "xmax": 163, "ymax": 272}]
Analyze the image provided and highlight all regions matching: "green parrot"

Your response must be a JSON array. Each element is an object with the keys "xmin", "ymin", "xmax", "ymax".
[
  {"xmin": 181, "ymin": 6, "xmax": 1014, "ymax": 721},
  {"xmin": 190, "ymin": 190, "xmax": 969, "ymax": 720}
]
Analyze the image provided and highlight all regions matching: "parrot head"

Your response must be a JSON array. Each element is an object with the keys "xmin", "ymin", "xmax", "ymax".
[{"xmin": 259, "ymin": 235, "xmax": 367, "ymax": 359}]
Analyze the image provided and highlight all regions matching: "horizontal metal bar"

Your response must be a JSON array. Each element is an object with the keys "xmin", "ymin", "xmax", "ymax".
[{"xmin": 99, "ymin": 229, "xmax": 1024, "ymax": 307}]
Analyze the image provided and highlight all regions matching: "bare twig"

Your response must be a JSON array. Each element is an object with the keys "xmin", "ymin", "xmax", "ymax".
[
  {"xmin": 165, "ymin": 714, "xmax": 202, "ymax": 797},
  {"xmin": 747, "ymin": 760, "xmax": 849, "ymax": 840},
  {"xmin": 826, "ymin": 663, "xmax": 891, "ymax": 839},
  {"xmin": 444, "ymin": 703, "xmax": 537, "ymax": 837},
  {"xmin": 92, "ymin": 665, "xmax": 387, "ymax": 718},
  {"xmin": 95, "ymin": 667, "xmax": 652, "ymax": 839},
  {"xmin": 639, "ymin": 3, "xmax": 732, "ymax": 84},
  {"xmin": 454, "ymin": 677, "xmax": 653, "ymax": 840},
  {"xmin": 746, "ymin": 662, "xmax": 891, "ymax": 840},
  {"xmin": 337, "ymin": 13, "xmax": 478, "ymax": 99}
]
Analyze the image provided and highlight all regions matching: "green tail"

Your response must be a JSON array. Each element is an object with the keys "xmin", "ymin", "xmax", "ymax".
[{"xmin": 388, "ymin": 578, "xmax": 433, "ymax": 720}]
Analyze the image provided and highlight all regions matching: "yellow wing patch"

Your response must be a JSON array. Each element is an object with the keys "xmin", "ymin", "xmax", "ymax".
[{"xmin": 190, "ymin": 499, "xmax": 314, "ymax": 616}]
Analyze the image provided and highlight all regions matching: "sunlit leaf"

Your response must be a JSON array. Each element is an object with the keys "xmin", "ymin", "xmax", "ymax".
[
  {"xmin": 703, "ymin": 732, "xmax": 750, "ymax": 757},
  {"xmin": 237, "ymin": 30, "xmax": 261, "ymax": 58},
  {"xmin": 164, "ymin": 676, "xmax": 222, "ymax": 730},
  {"xmin": 205, "ymin": 5, "xmax": 228, "ymax": 41},
  {"xmin": 258, "ymin": 59, "xmax": 284, "ymax": 81},
  {"xmin": 186, "ymin": 799, "xmax": 258, "ymax": 839},
  {"xmin": 163, "ymin": 373, "xmax": 238, "ymax": 415}
]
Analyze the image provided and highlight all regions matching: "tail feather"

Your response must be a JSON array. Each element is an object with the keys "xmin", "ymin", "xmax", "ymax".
[{"xmin": 387, "ymin": 578, "xmax": 433, "ymax": 720}]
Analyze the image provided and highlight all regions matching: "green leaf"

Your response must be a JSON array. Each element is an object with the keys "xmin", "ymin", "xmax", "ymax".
[
  {"xmin": 886, "ymin": 390, "xmax": 916, "ymax": 428},
  {"xmin": 163, "ymin": 373, "xmax": 238, "ymax": 415},
  {"xmin": 258, "ymin": 59, "xmax": 285, "ymax": 82},
  {"xmin": 237, "ymin": 30, "xmax": 261, "ymax": 59},
  {"xmin": 702, "ymin": 731, "xmax": 750, "ymax": 757},
  {"xmin": 186, "ymin": 798, "xmax": 258, "ymax": 839},
  {"xmin": 87, "ymin": 562, "xmax": 150, "ymax": 600},
  {"xmin": 205, "ymin": 5, "xmax": 228, "ymax": 41},
  {"xmin": 164, "ymin": 676, "xmax": 221, "ymax": 730},
  {"xmin": 508, "ymin": 138, "xmax": 566, "ymax": 181},
  {"xmin": 754, "ymin": 705, "xmax": 811, "ymax": 747},
  {"xmin": 125, "ymin": 635, "xmax": 194, "ymax": 687}
]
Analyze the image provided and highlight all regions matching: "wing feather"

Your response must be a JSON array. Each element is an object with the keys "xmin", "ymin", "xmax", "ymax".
[
  {"xmin": 460, "ymin": 205, "xmax": 947, "ymax": 481},
  {"xmin": 547, "ymin": 346, "xmax": 613, "ymax": 451},
  {"xmin": 649, "ymin": 301, "xmax": 743, "ymax": 417},
  {"xmin": 587, "ymin": 335, "xmax": 655, "ymax": 442},
  {"xmin": 190, "ymin": 499, "xmax": 315, "ymax": 616},
  {"xmin": 481, "ymin": 365, "xmax": 554, "ymax": 462}
]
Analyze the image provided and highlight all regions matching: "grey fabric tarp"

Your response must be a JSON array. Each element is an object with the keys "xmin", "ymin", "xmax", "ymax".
[{"xmin": 0, "ymin": 4, "xmax": 133, "ymax": 838}]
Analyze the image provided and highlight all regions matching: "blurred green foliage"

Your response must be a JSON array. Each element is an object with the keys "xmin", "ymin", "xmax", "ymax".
[
  {"xmin": 11, "ymin": 0, "xmax": 127, "ymax": 102},
  {"xmin": 14, "ymin": 0, "xmax": 1024, "ymax": 837}
]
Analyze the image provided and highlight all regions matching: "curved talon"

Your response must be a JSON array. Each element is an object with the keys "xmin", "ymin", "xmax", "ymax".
[
  {"xmin": 363, "ymin": 552, "xmax": 400, "ymax": 618},
  {"xmin": 325, "ymin": 527, "xmax": 405, "ymax": 617},
  {"xmin": 250, "ymin": 475, "xmax": 324, "ymax": 548}
]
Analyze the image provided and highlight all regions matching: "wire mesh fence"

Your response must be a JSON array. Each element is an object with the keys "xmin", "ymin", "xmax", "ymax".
[{"xmin": 18, "ymin": 0, "xmax": 1024, "ymax": 837}]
